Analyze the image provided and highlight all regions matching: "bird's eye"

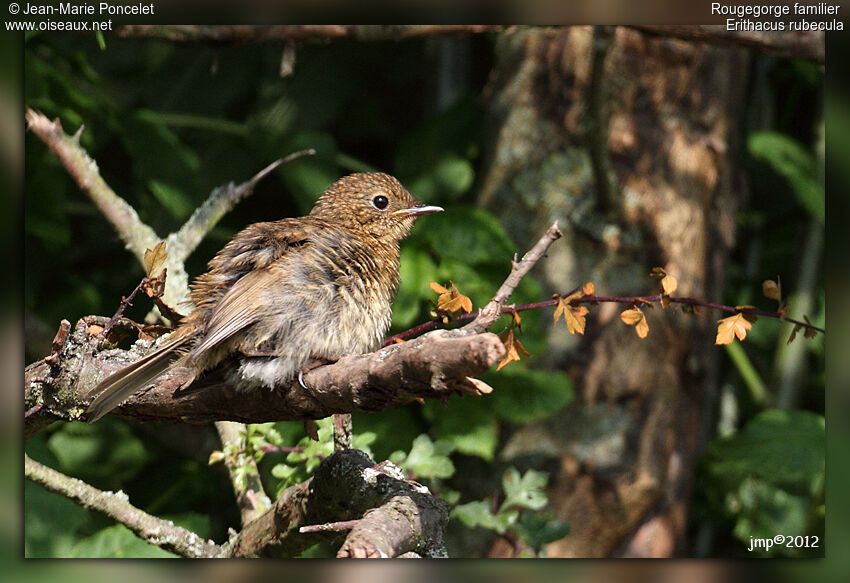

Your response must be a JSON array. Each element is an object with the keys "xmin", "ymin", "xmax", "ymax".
[{"xmin": 372, "ymin": 195, "xmax": 389, "ymax": 210}]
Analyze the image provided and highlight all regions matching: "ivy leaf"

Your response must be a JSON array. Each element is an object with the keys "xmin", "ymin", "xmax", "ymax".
[
  {"xmin": 497, "ymin": 328, "xmax": 531, "ymax": 371},
  {"xmin": 452, "ymin": 501, "xmax": 518, "ymax": 535},
  {"xmin": 620, "ymin": 306, "xmax": 649, "ymax": 339},
  {"xmin": 500, "ymin": 467, "xmax": 549, "ymax": 512},
  {"xmin": 715, "ymin": 313, "xmax": 755, "ymax": 345},
  {"xmin": 389, "ymin": 434, "xmax": 455, "ymax": 479}
]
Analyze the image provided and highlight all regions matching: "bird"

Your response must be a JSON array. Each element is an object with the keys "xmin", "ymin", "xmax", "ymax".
[{"xmin": 85, "ymin": 172, "xmax": 443, "ymax": 422}]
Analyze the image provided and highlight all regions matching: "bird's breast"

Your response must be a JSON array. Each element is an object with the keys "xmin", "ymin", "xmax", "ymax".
[{"xmin": 252, "ymin": 231, "xmax": 399, "ymax": 359}]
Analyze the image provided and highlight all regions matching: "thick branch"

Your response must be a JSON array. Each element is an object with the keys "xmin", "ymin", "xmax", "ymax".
[
  {"xmin": 631, "ymin": 25, "xmax": 824, "ymax": 62},
  {"xmin": 25, "ymin": 318, "xmax": 505, "ymax": 428},
  {"xmin": 25, "ymin": 109, "xmax": 159, "ymax": 264},
  {"xmin": 465, "ymin": 221, "xmax": 562, "ymax": 332},
  {"xmin": 214, "ymin": 421, "xmax": 272, "ymax": 525},
  {"xmin": 225, "ymin": 450, "xmax": 448, "ymax": 558},
  {"xmin": 116, "ymin": 25, "xmax": 823, "ymax": 62},
  {"xmin": 170, "ymin": 152, "xmax": 312, "ymax": 263},
  {"xmin": 25, "ymin": 454, "xmax": 220, "ymax": 558},
  {"xmin": 116, "ymin": 25, "xmax": 511, "ymax": 44}
]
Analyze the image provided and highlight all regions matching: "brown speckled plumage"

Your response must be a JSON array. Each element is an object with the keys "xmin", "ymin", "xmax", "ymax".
[{"xmin": 85, "ymin": 172, "xmax": 442, "ymax": 422}]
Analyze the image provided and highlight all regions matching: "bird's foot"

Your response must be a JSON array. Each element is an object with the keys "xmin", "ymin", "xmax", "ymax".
[{"xmin": 296, "ymin": 357, "xmax": 336, "ymax": 389}]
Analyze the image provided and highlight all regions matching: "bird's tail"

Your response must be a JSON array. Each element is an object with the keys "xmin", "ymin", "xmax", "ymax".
[{"xmin": 85, "ymin": 333, "xmax": 192, "ymax": 423}]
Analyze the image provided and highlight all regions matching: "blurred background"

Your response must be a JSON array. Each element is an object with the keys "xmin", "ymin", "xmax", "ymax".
[{"xmin": 23, "ymin": 27, "xmax": 825, "ymax": 558}]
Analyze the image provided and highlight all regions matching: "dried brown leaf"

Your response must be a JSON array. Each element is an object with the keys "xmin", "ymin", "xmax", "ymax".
[
  {"xmin": 497, "ymin": 328, "xmax": 531, "ymax": 371},
  {"xmin": 553, "ymin": 297, "xmax": 566, "ymax": 326},
  {"xmin": 462, "ymin": 376, "xmax": 495, "ymax": 395},
  {"xmin": 787, "ymin": 323, "xmax": 802, "ymax": 345},
  {"xmin": 432, "ymin": 281, "xmax": 473, "ymax": 318},
  {"xmin": 563, "ymin": 305, "xmax": 589, "ymax": 335},
  {"xmin": 620, "ymin": 306, "xmax": 649, "ymax": 338},
  {"xmin": 142, "ymin": 268, "xmax": 167, "ymax": 299},
  {"xmin": 715, "ymin": 313, "xmax": 753, "ymax": 345},
  {"xmin": 661, "ymin": 273, "xmax": 678, "ymax": 295},
  {"xmin": 762, "ymin": 278, "xmax": 781, "ymax": 302},
  {"xmin": 803, "ymin": 315, "xmax": 818, "ymax": 339},
  {"xmin": 582, "ymin": 281, "xmax": 596, "ymax": 296},
  {"xmin": 429, "ymin": 281, "xmax": 448, "ymax": 294},
  {"xmin": 144, "ymin": 241, "xmax": 167, "ymax": 278}
]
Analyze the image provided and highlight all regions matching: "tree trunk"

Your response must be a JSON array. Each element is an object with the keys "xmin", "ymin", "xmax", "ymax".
[{"xmin": 478, "ymin": 26, "xmax": 747, "ymax": 557}]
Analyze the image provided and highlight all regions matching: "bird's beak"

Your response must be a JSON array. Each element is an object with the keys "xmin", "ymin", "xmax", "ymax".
[{"xmin": 391, "ymin": 203, "xmax": 444, "ymax": 217}]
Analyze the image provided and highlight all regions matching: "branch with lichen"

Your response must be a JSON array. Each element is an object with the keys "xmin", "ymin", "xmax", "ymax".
[
  {"xmin": 223, "ymin": 449, "xmax": 449, "ymax": 558},
  {"xmin": 25, "ymin": 453, "xmax": 221, "ymax": 558},
  {"xmin": 113, "ymin": 25, "xmax": 823, "ymax": 62},
  {"xmin": 25, "ymin": 317, "xmax": 503, "ymax": 427}
]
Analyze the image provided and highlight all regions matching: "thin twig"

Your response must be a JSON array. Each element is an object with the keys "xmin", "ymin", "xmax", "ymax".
[
  {"xmin": 25, "ymin": 454, "xmax": 220, "ymax": 558},
  {"xmin": 101, "ymin": 277, "xmax": 149, "ymax": 339},
  {"xmin": 25, "ymin": 109, "xmax": 160, "ymax": 264},
  {"xmin": 333, "ymin": 413, "xmax": 352, "ymax": 450},
  {"xmin": 170, "ymin": 150, "xmax": 315, "ymax": 262},
  {"xmin": 386, "ymin": 286, "xmax": 823, "ymax": 345},
  {"xmin": 25, "ymin": 403, "xmax": 43, "ymax": 418},
  {"xmin": 299, "ymin": 518, "xmax": 361, "ymax": 534},
  {"xmin": 464, "ymin": 221, "xmax": 563, "ymax": 333},
  {"xmin": 215, "ymin": 421, "xmax": 272, "ymax": 526}
]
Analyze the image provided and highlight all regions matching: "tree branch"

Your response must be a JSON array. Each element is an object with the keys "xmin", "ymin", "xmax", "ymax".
[
  {"xmin": 169, "ymin": 151, "xmax": 313, "ymax": 263},
  {"xmin": 465, "ymin": 221, "xmax": 563, "ymax": 333},
  {"xmin": 224, "ymin": 450, "xmax": 448, "ymax": 558},
  {"xmin": 115, "ymin": 25, "xmax": 823, "ymax": 62},
  {"xmin": 25, "ymin": 454, "xmax": 220, "ymax": 558},
  {"xmin": 116, "ymin": 25, "xmax": 511, "ymax": 44},
  {"xmin": 25, "ymin": 317, "xmax": 504, "ymax": 429},
  {"xmin": 25, "ymin": 109, "xmax": 159, "ymax": 267},
  {"xmin": 630, "ymin": 25, "xmax": 824, "ymax": 62},
  {"xmin": 214, "ymin": 421, "xmax": 272, "ymax": 526}
]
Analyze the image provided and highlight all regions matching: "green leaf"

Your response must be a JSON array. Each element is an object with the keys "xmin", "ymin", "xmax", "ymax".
[
  {"xmin": 395, "ymin": 97, "xmax": 480, "ymax": 200},
  {"xmin": 389, "ymin": 434, "xmax": 455, "ymax": 479},
  {"xmin": 46, "ymin": 420, "xmax": 152, "ymax": 490},
  {"xmin": 422, "ymin": 396, "xmax": 498, "ymax": 460},
  {"xmin": 69, "ymin": 524, "xmax": 176, "ymax": 558},
  {"xmin": 25, "ymin": 479, "xmax": 88, "ymax": 557},
  {"xmin": 393, "ymin": 246, "xmax": 441, "ymax": 329},
  {"xmin": 485, "ymin": 367, "xmax": 574, "ymax": 424},
  {"xmin": 420, "ymin": 205, "xmax": 515, "ymax": 265},
  {"xmin": 706, "ymin": 409, "xmax": 824, "ymax": 496},
  {"xmin": 452, "ymin": 500, "xmax": 518, "ymax": 535},
  {"xmin": 748, "ymin": 132, "xmax": 824, "ymax": 222},
  {"xmin": 729, "ymin": 476, "xmax": 811, "ymax": 554},
  {"xmin": 513, "ymin": 511, "xmax": 570, "ymax": 554},
  {"xmin": 500, "ymin": 467, "xmax": 549, "ymax": 512},
  {"xmin": 148, "ymin": 179, "xmax": 194, "ymax": 220}
]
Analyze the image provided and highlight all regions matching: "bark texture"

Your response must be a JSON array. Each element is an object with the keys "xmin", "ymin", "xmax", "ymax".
[{"xmin": 478, "ymin": 26, "xmax": 745, "ymax": 557}]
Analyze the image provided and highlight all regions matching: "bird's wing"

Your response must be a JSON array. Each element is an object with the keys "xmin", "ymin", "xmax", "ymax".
[{"xmin": 188, "ymin": 218, "xmax": 324, "ymax": 357}]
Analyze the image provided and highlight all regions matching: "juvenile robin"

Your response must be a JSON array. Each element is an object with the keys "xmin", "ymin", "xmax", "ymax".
[{"xmin": 85, "ymin": 172, "xmax": 443, "ymax": 422}]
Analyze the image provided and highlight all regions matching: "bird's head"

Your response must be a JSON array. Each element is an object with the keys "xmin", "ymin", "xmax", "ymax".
[{"xmin": 309, "ymin": 172, "xmax": 443, "ymax": 240}]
